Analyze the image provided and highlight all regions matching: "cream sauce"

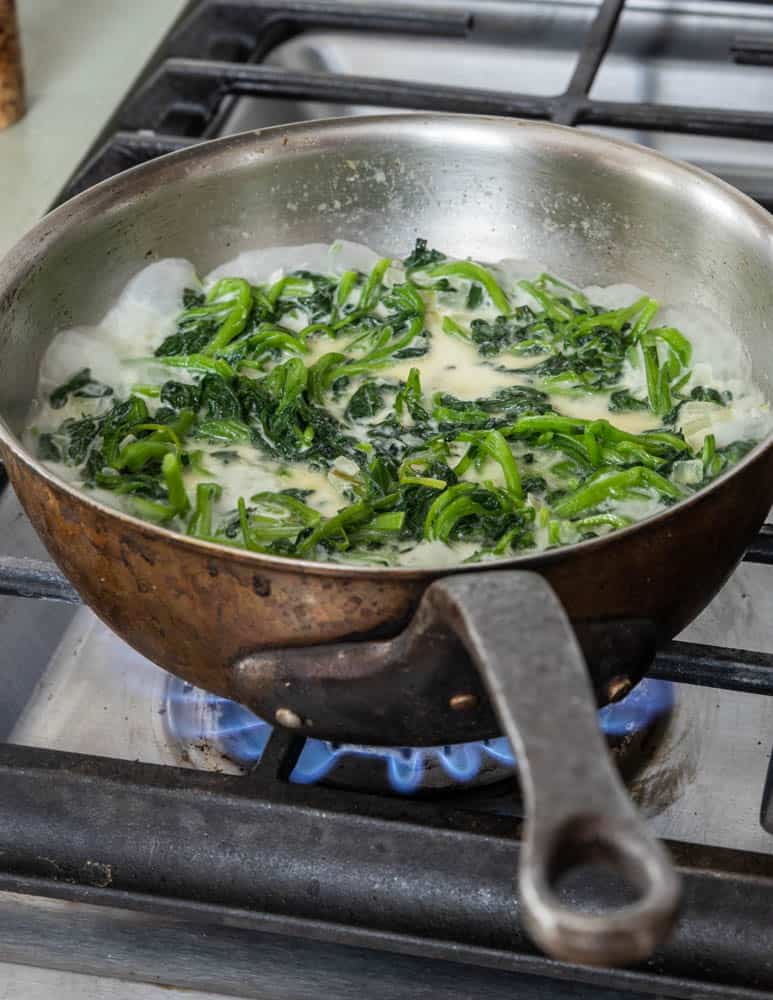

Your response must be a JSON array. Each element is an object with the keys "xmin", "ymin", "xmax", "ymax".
[{"xmin": 27, "ymin": 242, "xmax": 772, "ymax": 567}]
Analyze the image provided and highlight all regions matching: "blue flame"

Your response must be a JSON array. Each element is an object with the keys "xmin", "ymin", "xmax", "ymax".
[
  {"xmin": 289, "ymin": 678, "xmax": 673, "ymax": 791},
  {"xmin": 165, "ymin": 684, "xmax": 273, "ymax": 756},
  {"xmin": 218, "ymin": 701, "xmax": 273, "ymax": 763},
  {"xmin": 167, "ymin": 676, "xmax": 673, "ymax": 793},
  {"xmin": 598, "ymin": 678, "xmax": 674, "ymax": 736},
  {"xmin": 290, "ymin": 737, "xmax": 515, "ymax": 793}
]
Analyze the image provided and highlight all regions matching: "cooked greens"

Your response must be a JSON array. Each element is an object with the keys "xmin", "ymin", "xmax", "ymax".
[{"xmin": 32, "ymin": 241, "xmax": 766, "ymax": 566}]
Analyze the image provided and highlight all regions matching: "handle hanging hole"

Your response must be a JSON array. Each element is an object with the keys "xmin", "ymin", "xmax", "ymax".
[{"xmin": 545, "ymin": 814, "xmax": 653, "ymax": 915}]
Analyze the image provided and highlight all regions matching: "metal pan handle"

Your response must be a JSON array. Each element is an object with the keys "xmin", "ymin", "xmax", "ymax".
[
  {"xmin": 427, "ymin": 570, "xmax": 680, "ymax": 965},
  {"xmin": 232, "ymin": 568, "xmax": 680, "ymax": 964}
]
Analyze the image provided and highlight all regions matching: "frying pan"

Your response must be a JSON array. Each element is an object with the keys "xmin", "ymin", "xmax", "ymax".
[{"xmin": 2, "ymin": 115, "xmax": 773, "ymax": 968}]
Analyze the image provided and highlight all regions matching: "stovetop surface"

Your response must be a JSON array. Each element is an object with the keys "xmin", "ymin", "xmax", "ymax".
[
  {"xmin": 3, "ymin": 0, "xmax": 773, "ymax": 997},
  {"xmin": 7, "ymin": 554, "xmax": 773, "ymax": 858}
]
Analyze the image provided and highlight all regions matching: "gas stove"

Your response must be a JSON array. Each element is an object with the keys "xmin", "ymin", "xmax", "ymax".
[{"xmin": 2, "ymin": 1, "xmax": 773, "ymax": 997}]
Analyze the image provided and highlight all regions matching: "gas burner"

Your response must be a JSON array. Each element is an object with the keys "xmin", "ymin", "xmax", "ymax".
[{"xmin": 164, "ymin": 674, "xmax": 674, "ymax": 794}]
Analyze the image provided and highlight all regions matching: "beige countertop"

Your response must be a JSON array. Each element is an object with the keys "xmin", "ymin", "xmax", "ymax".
[{"xmin": 0, "ymin": 0, "xmax": 187, "ymax": 257}]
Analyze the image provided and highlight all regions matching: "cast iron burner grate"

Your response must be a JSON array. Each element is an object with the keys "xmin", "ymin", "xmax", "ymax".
[
  {"xmin": 3, "ymin": 1, "xmax": 773, "ymax": 997},
  {"xmin": 47, "ymin": 0, "xmax": 773, "ymax": 211}
]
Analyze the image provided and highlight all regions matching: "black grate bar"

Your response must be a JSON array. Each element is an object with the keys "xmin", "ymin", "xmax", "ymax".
[
  {"xmin": 168, "ymin": 0, "xmax": 473, "ymax": 58},
  {"xmin": 0, "ymin": 558, "xmax": 80, "ymax": 604},
  {"xmin": 651, "ymin": 640, "xmax": 773, "ymax": 695},
  {"xmin": 118, "ymin": 59, "xmax": 554, "ymax": 131},
  {"xmin": 0, "ymin": 743, "xmax": 771, "ymax": 1000},
  {"xmin": 119, "ymin": 58, "xmax": 773, "ymax": 143},
  {"xmin": 731, "ymin": 34, "xmax": 773, "ymax": 67},
  {"xmin": 762, "ymin": 748, "xmax": 773, "ymax": 834},
  {"xmin": 246, "ymin": 726, "xmax": 306, "ymax": 784},
  {"xmin": 743, "ymin": 524, "xmax": 773, "ymax": 565},
  {"xmin": 51, "ymin": 0, "xmax": 474, "ymax": 208},
  {"xmin": 580, "ymin": 99, "xmax": 773, "ymax": 141},
  {"xmin": 554, "ymin": 0, "xmax": 624, "ymax": 124}
]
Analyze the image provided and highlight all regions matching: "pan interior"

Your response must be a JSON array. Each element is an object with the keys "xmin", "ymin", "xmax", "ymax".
[{"xmin": 1, "ymin": 115, "xmax": 772, "ymax": 571}]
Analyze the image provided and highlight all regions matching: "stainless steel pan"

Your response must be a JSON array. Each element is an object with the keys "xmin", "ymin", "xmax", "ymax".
[{"xmin": 2, "ymin": 115, "xmax": 773, "ymax": 967}]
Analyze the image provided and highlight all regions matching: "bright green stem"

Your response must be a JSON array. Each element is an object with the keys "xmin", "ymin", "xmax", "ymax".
[
  {"xmin": 127, "ymin": 497, "xmax": 177, "ymax": 523},
  {"xmin": 296, "ymin": 501, "xmax": 375, "ymax": 556},
  {"xmin": 395, "ymin": 367, "xmax": 425, "ymax": 420},
  {"xmin": 553, "ymin": 466, "xmax": 682, "ymax": 517},
  {"xmin": 493, "ymin": 523, "xmax": 529, "ymax": 554},
  {"xmin": 427, "ymin": 261, "xmax": 510, "ymax": 315},
  {"xmin": 336, "ymin": 270, "xmax": 359, "ymax": 311},
  {"xmin": 657, "ymin": 359, "xmax": 674, "ymax": 416},
  {"xmin": 423, "ymin": 485, "xmax": 471, "ymax": 540},
  {"xmin": 327, "ymin": 257, "xmax": 392, "ymax": 332},
  {"xmin": 588, "ymin": 421, "xmax": 688, "ymax": 454},
  {"xmin": 359, "ymin": 258, "xmax": 393, "ymax": 311},
  {"xmin": 113, "ymin": 439, "xmax": 175, "ymax": 472},
  {"xmin": 641, "ymin": 342, "xmax": 660, "ymax": 415},
  {"xmin": 536, "ymin": 273, "xmax": 592, "ymax": 312},
  {"xmin": 507, "ymin": 414, "xmax": 588, "ymax": 437},
  {"xmin": 518, "ymin": 281, "xmax": 575, "ymax": 323},
  {"xmin": 225, "ymin": 326, "xmax": 308, "ymax": 365},
  {"xmin": 601, "ymin": 441, "xmax": 660, "ymax": 469},
  {"xmin": 242, "ymin": 492, "xmax": 322, "ymax": 543},
  {"xmin": 162, "ymin": 452, "xmax": 190, "ymax": 515},
  {"xmin": 132, "ymin": 409, "xmax": 195, "ymax": 449},
  {"xmin": 583, "ymin": 427, "xmax": 602, "ymax": 466},
  {"xmin": 307, "ymin": 352, "xmax": 347, "ymax": 402},
  {"xmin": 316, "ymin": 315, "xmax": 425, "ymax": 394},
  {"xmin": 553, "ymin": 469, "xmax": 643, "ymax": 517},
  {"xmin": 399, "ymin": 447, "xmax": 449, "ymax": 488},
  {"xmin": 196, "ymin": 419, "xmax": 252, "ymax": 442},
  {"xmin": 424, "ymin": 486, "xmax": 494, "ymax": 543},
  {"xmin": 441, "ymin": 316, "xmax": 470, "ymax": 340},
  {"xmin": 265, "ymin": 275, "xmax": 313, "ymax": 309},
  {"xmin": 573, "ymin": 513, "xmax": 633, "ymax": 531},
  {"xmin": 549, "ymin": 433, "xmax": 594, "ymax": 470},
  {"xmin": 366, "ymin": 315, "xmax": 424, "ymax": 364},
  {"xmin": 238, "ymin": 496, "xmax": 260, "ymax": 551},
  {"xmin": 399, "ymin": 282, "xmax": 426, "ymax": 315},
  {"xmin": 157, "ymin": 354, "xmax": 235, "ymax": 378},
  {"xmin": 701, "ymin": 433, "xmax": 723, "ymax": 477},
  {"xmin": 638, "ymin": 467, "xmax": 683, "ymax": 499},
  {"xmin": 271, "ymin": 357, "xmax": 308, "ymax": 417},
  {"xmin": 434, "ymin": 399, "xmax": 490, "ymax": 427},
  {"xmin": 629, "ymin": 298, "xmax": 660, "ymax": 341},
  {"xmin": 400, "ymin": 475, "xmax": 447, "ymax": 490},
  {"xmin": 571, "ymin": 297, "xmax": 650, "ymax": 337},
  {"xmin": 297, "ymin": 323, "xmax": 334, "ymax": 341},
  {"xmin": 202, "ymin": 278, "xmax": 252, "ymax": 355},
  {"xmin": 187, "ymin": 482, "xmax": 222, "ymax": 538},
  {"xmin": 132, "ymin": 423, "xmax": 182, "ymax": 448},
  {"xmin": 167, "ymin": 409, "xmax": 196, "ymax": 440},
  {"xmin": 642, "ymin": 326, "xmax": 692, "ymax": 367},
  {"xmin": 370, "ymin": 512, "xmax": 405, "ymax": 532},
  {"xmin": 460, "ymin": 430, "xmax": 522, "ymax": 498}
]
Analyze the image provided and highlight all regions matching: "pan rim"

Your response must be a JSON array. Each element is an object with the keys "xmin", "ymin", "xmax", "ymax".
[{"xmin": 2, "ymin": 112, "xmax": 773, "ymax": 580}]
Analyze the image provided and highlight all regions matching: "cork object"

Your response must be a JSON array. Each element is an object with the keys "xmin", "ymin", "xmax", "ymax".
[{"xmin": 0, "ymin": 0, "xmax": 24, "ymax": 129}]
